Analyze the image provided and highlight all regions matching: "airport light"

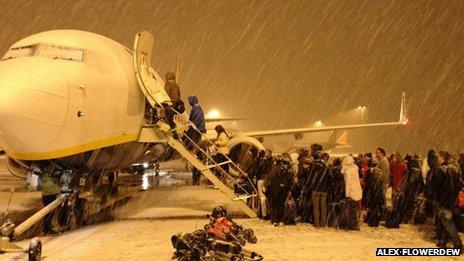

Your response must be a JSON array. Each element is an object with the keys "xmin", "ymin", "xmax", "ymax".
[
  {"xmin": 314, "ymin": 120, "xmax": 322, "ymax": 127},
  {"xmin": 207, "ymin": 109, "xmax": 221, "ymax": 118},
  {"xmin": 357, "ymin": 106, "xmax": 367, "ymax": 152}
]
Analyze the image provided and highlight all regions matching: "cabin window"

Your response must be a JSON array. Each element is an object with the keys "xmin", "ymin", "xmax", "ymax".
[
  {"xmin": 1, "ymin": 45, "xmax": 35, "ymax": 60},
  {"xmin": 1, "ymin": 44, "xmax": 84, "ymax": 62},
  {"xmin": 36, "ymin": 44, "xmax": 84, "ymax": 62}
]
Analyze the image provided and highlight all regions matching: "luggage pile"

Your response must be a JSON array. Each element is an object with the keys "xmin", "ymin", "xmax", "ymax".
[{"xmin": 171, "ymin": 206, "xmax": 263, "ymax": 261}]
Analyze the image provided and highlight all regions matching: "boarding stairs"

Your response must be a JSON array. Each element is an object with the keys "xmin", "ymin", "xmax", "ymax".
[{"xmin": 133, "ymin": 31, "xmax": 258, "ymax": 218}]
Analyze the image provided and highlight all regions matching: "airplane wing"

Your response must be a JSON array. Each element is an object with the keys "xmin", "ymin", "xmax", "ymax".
[
  {"xmin": 236, "ymin": 121, "xmax": 405, "ymax": 137},
  {"xmin": 205, "ymin": 117, "xmax": 247, "ymax": 123},
  {"xmin": 233, "ymin": 93, "xmax": 408, "ymax": 138}
]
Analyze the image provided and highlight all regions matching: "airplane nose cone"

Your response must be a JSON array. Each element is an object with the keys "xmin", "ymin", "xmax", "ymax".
[{"xmin": 0, "ymin": 59, "xmax": 69, "ymax": 158}]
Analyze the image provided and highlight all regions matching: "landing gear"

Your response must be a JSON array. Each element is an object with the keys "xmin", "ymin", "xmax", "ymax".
[
  {"xmin": 75, "ymin": 198, "xmax": 90, "ymax": 226},
  {"xmin": 27, "ymin": 238, "xmax": 42, "ymax": 261}
]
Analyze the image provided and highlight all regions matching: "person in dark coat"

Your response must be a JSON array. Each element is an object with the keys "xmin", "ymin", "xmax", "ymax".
[
  {"xmin": 164, "ymin": 72, "xmax": 180, "ymax": 103},
  {"xmin": 187, "ymin": 96, "xmax": 206, "ymax": 133},
  {"xmin": 362, "ymin": 158, "xmax": 385, "ymax": 227},
  {"xmin": 183, "ymin": 96, "xmax": 206, "ymax": 150},
  {"xmin": 256, "ymin": 149, "xmax": 274, "ymax": 219},
  {"xmin": 296, "ymin": 148, "xmax": 310, "ymax": 174},
  {"xmin": 296, "ymin": 157, "xmax": 311, "ymax": 215},
  {"xmin": 264, "ymin": 157, "xmax": 294, "ymax": 226},
  {"xmin": 164, "ymin": 72, "xmax": 182, "ymax": 129},
  {"xmin": 329, "ymin": 158, "xmax": 345, "ymax": 204},
  {"xmin": 394, "ymin": 155, "xmax": 425, "ymax": 224},
  {"xmin": 327, "ymin": 158, "xmax": 345, "ymax": 228},
  {"xmin": 435, "ymin": 151, "xmax": 463, "ymax": 250},
  {"xmin": 425, "ymin": 150, "xmax": 439, "ymax": 217},
  {"xmin": 299, "ymin": 159, "xmax": 316, "ymax": 223},
  {"xmin": 310, "ymin": 153, "xmax": 331, "ymax": 227},
  {"xmin": 298, "ymin": 144, "xmax": 323, "ymax": 223}
]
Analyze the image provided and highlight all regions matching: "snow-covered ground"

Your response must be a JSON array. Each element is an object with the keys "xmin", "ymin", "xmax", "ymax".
[
  {"xmin": 3, "ymin": 218, "xmax": 456, "ymax": 261},
  {"xmin": 2, "ymin": 185, "xmax": 462, "ymax": 261}
]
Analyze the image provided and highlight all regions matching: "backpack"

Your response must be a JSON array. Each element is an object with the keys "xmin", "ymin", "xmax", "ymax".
[
  {"xmin": 384, "ymin": 206, "xmax": 400, "ymax": 229},
  {"xmin": 284, "ymin": 193, "xmax": 297, "ymax": 225}
]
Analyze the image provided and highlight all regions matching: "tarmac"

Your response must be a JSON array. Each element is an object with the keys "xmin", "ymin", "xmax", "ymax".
[
  {"xmin": 1, "ymin": 157, "xmax": 463, "ymax": 260},
  {"xmin": 0, "ymin": 156, "xmax": 42, "ymax": 228}
]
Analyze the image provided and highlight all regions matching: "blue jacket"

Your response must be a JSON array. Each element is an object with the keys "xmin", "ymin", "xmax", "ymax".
[{"xmin": 188, "ymin": 96, "xmax": 206, "ymax": 133}]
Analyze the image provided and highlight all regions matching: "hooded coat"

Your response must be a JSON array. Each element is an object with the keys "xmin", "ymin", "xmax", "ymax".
[
  {"xmin": 342, "ymin": 156, "xmax": 362, "ymax": 201},
  {"xmin": 164, "ymin": 79, "xmax": 180, "ymax": 103},
  {"xmin": 437, "ymin": 164, "xmax": 462, "ymax": 210},
  {"xmin": 188, "ymin": 96, "xmax": 206, "ymax": 133},
  {"xmin": 329, "ymin": 165, "xmax": 345, "ymax": 203},
  {"xmin": 396, "ymin": 164, "xmax": 424, "ymax": 223},
  {"xmin": 425, "ymin": 156, "xmax": 439, "ymax": 202},
  {"xmin": 310, "ymin": 159, "xmax": 331, "ymax": 193},
  {"xmin": 362, "ymin": 166, "xmax": 385, "ymax": 209},
  {"xmin": 264, "ymin": 161, "xmax": 295, "ymax": 223}
]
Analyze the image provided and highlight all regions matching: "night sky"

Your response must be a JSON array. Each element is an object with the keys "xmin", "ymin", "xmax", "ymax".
[{"xmin": 0, "ymin": 0, "xmax": 463, "ymax": 154}]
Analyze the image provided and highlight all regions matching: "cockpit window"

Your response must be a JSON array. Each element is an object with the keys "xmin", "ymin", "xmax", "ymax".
[
  {"xmin": 1, "ymin": 45, "xmax": 35, "ymax": 60},
  {"xmin": 1, "ymin": 44, "xmax": 84, "ymax": 62},
  {"xmin": 36, "ymin": 44, "xmax": 84, "ymax": 62}
]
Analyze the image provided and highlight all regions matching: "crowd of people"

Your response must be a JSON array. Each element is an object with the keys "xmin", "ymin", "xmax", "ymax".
[
  {"xmin": 228, "ymin": 145, "xmax": 464, "ymax": 251},
  {"xmin": 160, "ymin": 70, "xmax": 464, "ymax": 251}
]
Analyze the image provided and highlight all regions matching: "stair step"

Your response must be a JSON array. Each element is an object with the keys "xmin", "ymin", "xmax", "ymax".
[
  {"xmin": 201, "ymin": 160, "xmax": 232, "ymax": 171},
  {"xmin": 233, "ymin": 194, "xmax": 257, "ymax": 201}
]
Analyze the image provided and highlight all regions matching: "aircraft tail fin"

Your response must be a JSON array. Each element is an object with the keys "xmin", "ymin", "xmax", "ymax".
[
  {"xmin": 336, "ymin": 131, "xmax": 349, "ymax": 145},
  {"xmin": 399, "ymin": 92, "xmax": 408, "ymax": 124}
]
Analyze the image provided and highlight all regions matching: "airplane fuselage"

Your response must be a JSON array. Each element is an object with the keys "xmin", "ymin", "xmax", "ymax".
[{"xmin": 0, "ymin": 30, "xmax": 159, "ymax": 172}]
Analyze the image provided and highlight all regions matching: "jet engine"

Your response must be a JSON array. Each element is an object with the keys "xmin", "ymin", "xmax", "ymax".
[
  {"xmin": 6, "ymin": 156, "xmax": 29, "ymax": 179},
  {"xmin": 228, "ymin": 136, "xmax": 265, "ymax": 174}
]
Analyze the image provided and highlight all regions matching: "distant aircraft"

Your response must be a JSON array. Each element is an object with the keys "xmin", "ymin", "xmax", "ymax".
[
  {"xmin": 0, "ymin": 30, "xmax": 407, "ymax": 185},
  {"xmin": 286, "ymin": 130, "xmax": 349, "ymax": 154}
]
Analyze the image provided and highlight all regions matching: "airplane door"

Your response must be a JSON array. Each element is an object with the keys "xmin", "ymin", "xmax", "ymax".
[{"xmin": 133, "ymin": 31, "xmax": 171, "ymax": 107}]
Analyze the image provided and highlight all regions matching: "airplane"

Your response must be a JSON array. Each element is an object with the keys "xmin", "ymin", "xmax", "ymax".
[
  {"xmin": 0, "ymin": 30, "xmax": 408, "ymax": 217},
  {"xmin": 286, "ymin": 130, "xmax": 350, "ymax": 154}
]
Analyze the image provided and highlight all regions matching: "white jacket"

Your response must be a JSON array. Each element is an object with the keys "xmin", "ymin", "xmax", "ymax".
[
  {"xmin": 215, "ymin": 132, "xmax": 230, "ymax": 155},
  {"xmin": 341, "ymin": 156, "xmax": 362, "ymax": 201}
]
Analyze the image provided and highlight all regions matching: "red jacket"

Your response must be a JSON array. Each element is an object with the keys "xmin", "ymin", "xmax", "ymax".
[
  {"xmin": 459, "ymin": 191, "xmax": 464, "ymax": 208},
  {"xmin": 390, "ymin": 162, "xmax": 406, "ymax": 190}
]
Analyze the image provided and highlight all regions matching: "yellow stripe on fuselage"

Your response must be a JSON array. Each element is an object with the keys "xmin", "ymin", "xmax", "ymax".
[{"xmin": 8, "ymin": 133, "xmax": 139, "ymax": 161}]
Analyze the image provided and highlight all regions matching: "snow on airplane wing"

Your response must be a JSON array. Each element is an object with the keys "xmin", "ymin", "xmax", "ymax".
[
  {"xmin": 234, "ymin": 121, "xmax": 405, "ymax": 138},
  {"xmin": 233, "ymin": 92, "xmax": 408, "ymax": 138},
  {"xmin": 205, "ymin": 117, "xmax": 247, "ymax": 123}
]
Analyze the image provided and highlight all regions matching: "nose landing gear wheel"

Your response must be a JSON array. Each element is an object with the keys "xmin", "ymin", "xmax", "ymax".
[{"xmin": 28, "ymin": 237, "xmax": 42, "ymax": 261}]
